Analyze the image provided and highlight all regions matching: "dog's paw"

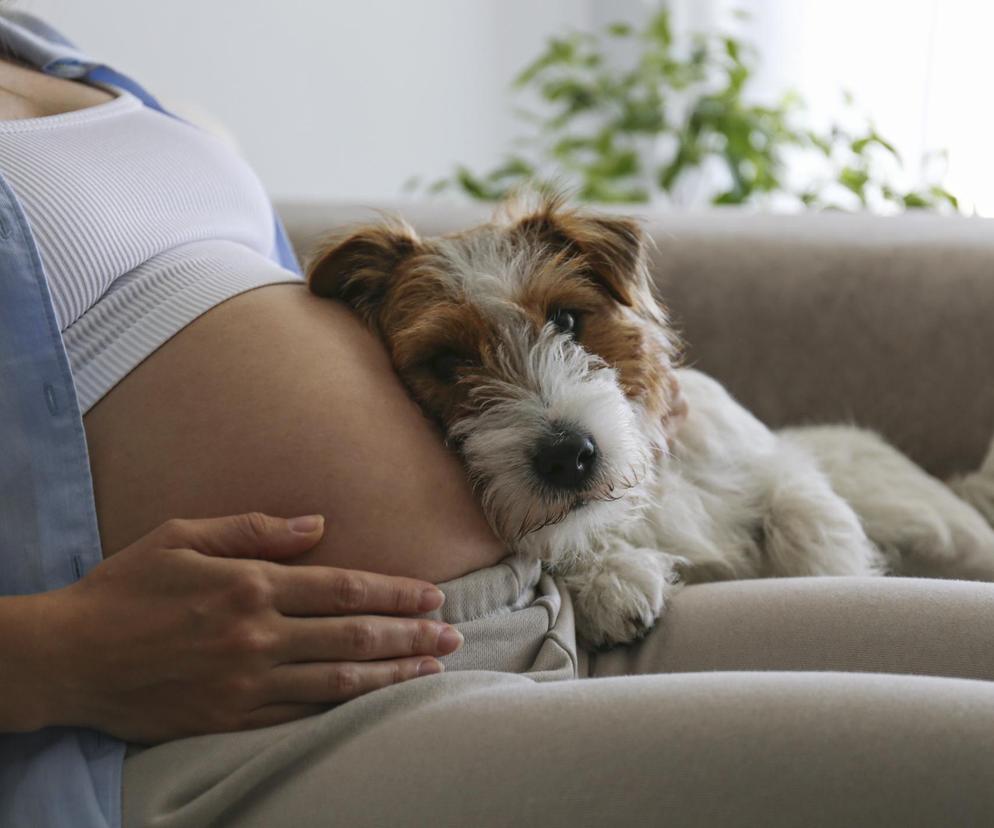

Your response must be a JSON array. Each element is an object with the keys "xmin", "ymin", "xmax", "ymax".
[{"xmin": 563, "ymin": 547, "xmax": 680, "ymax": 649}]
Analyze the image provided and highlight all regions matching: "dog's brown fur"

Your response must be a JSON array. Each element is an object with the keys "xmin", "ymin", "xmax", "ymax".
[{"xmin": 307, "ymin": 195, "xmax": 685, "ymax": 442}]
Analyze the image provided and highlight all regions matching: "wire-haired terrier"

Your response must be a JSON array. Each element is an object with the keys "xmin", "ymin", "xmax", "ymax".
[{"xmin": 308, "ymin": 193, "xmax": 994, "ymax": 648}]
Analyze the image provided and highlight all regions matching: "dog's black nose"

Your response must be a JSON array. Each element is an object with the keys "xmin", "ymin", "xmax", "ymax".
[{"xmin": 533, "ymin": 430, "xmax": 598, "ymax": 490}]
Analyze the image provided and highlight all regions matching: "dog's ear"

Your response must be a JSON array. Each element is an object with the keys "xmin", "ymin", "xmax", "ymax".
[
  {"xmin": 516, "ymin": 207, "xmax": 646, "ymax": 308},
  {"xmin": 307, "ymin": 221, "xmax": 420, "ymax": 325}
]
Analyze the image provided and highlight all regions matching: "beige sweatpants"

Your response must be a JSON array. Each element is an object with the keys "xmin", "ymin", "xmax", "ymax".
[{"xmin": 124, "ymin": 557, "xmax": 994, "ymax": 827}]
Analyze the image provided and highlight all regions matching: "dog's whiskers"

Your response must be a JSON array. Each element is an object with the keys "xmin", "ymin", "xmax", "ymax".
[
  {"xmin": 526, "ymin": 503, "xmax": 575, "ymax": 536},
  {"xmin": 515, "ymin": 500, "xmax": 541, "ymax": 542}
]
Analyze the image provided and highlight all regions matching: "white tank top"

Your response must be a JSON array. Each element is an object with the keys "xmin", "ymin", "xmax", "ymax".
[{"xmin": 0, "ymin": 87, "xmax": 302, "ymax": 413}]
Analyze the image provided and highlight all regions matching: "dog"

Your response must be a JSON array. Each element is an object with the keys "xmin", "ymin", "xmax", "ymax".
[{"xmin": 306, "ymin": 193, "xmax": 994, "ymax": 648}]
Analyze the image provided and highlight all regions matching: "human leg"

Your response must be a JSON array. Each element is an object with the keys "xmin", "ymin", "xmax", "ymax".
[
  {"xmin": 586, "ymin": 576, "xmax": 994, "ymax": 681},
  {"xmin": 124, "ymin": 668, "xmax": 994, "ymax": 827}
]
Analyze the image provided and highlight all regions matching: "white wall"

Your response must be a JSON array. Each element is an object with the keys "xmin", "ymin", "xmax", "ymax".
[
  {"xmin": 16, "ymin": 1, "xmax": 990, "ymax": 213},
  {"xmin": 20, "ymin": 0, "xmax": 592, "ymax": 201}
]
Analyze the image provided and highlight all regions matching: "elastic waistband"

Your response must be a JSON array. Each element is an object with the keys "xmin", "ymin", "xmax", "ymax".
[
  {"xmin": 423, "ymin": 554, "xmax": 542, "ymax": 625},
  {"xmin": 417, "ymin": 554, "xmax": 578, "ymax": 682}
]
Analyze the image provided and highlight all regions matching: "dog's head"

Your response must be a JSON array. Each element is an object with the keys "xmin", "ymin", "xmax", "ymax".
[{"xmin": 307, "ymin": 193, "xmax": 685, "ymax": 563}]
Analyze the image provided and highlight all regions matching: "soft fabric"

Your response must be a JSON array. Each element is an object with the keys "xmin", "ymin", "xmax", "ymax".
[
  {"xmin": 0, "ymin": 135, "xmax": 122, "ymax": 828},
  {"xmin": 415, "ymin": 554, "xmax": 577, "ymax": 681},
  {"xmin": 0, "ymin": 74, "xmax": 302, "ymax": 414},
  {"xmin": 123, "ymin": 572, "xmax": 994, "ymax": 827},
  {"xmin": 0, "ymin": 91, "xmax": 279, "ymax": 335}
]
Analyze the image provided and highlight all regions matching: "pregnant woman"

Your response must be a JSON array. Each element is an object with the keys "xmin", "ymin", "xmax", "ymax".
[{"xmin": 4, "ymin": 11, "xmax": 994, "ymax": 828}]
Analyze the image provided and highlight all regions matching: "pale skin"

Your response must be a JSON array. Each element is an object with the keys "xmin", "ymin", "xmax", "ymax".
[{"xmin": 0, "ymin": 59, "xmax": 508, "ymax": 742}]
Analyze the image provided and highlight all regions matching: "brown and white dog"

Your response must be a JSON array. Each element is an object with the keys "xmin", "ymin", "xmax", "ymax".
[{"xmin": 307, "ymin": 194, "xmax": 994, "ymax": 648}]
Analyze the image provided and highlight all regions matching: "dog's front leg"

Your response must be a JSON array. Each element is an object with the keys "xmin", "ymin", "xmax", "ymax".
[{"xmin": 552, "ymin": 541, "xmax": 684, "ymax": 650}]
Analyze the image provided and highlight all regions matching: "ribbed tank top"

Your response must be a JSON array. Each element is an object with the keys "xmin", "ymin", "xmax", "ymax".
[{"xmin": 0, "ymin": 87, "xmax": 302, "ymax": 413}]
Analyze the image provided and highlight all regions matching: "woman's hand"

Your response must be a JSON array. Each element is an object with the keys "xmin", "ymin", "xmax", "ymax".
[{"xmin": 31, "ymin": 512, "xmax": 463, "ymax": 744}]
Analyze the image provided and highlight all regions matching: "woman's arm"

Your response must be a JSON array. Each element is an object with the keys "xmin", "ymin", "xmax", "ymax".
[{"xmin": 0, "ymin": 513, "xmax": 463, "ymax": 743}]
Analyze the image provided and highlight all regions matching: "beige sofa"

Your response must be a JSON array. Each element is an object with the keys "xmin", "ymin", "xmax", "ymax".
[{"xmin": 277, "ymin": 200, "xmax": 994, "ymax": 481}]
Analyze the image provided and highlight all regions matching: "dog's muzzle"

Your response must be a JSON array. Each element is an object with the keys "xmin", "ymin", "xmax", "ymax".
[{"xmin": 532, "ymin": 425, "xmax": 598, "ymax": 491}]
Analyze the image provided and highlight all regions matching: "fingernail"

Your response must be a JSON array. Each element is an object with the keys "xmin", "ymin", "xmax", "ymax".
[
  {"xmin": 418, "ymin": 659, "xmax": 444, "ymax": 677},
  {"xmin": 288, "ymin": 514, "xmax": 324, "ymax": 534},
  {"xmin": 436, "ymin": 626, "xmax": 464, "ymax": 654},
  {"xmin": 418, "ymin": 587, "xmax": 445, "ymax": 613}
]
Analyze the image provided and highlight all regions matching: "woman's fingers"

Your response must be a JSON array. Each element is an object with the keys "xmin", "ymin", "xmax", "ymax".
[
  {"xmin": 157, "ymin": 512, "xmax": 326, "ymax": 561},
  {"xmin": 276, "ymin": 615, "xmax": 464, "ymax": 663},
  {"xmin": 268, "ymin": 564, "xmax": 446, "ymax": 617},
  {"xmin": 263, "ymin": 657, "xmax": 444, "ymax": 705}
]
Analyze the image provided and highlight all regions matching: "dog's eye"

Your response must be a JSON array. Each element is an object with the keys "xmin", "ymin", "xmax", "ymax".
[
  {"xmin": 428, "ymin": 351, "xmax": 471, "ymax": 383},
  {"xmin": 549, "ymin": 308, "xmax": 582, "ymax": 338}
]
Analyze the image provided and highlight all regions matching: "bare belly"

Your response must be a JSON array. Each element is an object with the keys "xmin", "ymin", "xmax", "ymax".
[{"xmin": 83, "ymin": 283, "xmax": 508, "ymax": 583}]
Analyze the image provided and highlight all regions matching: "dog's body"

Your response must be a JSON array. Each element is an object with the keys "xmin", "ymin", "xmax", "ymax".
[
  {"xmin": 308, "ymin": 195, "xmax": 994, "ymax": 648},
  {"xmin": 560, "ymin": 367, "xmax": 994, "ymax": 646}
]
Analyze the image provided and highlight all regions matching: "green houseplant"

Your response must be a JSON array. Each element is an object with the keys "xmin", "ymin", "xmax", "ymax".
[{"xmin": 416, "ymin": 7, "xmax": 958, "ymax": 212}]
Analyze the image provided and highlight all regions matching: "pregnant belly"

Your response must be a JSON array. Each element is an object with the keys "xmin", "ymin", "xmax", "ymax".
[{"xmin": 82, "ymin": 282, "xmax": 508, "ymax": 582}]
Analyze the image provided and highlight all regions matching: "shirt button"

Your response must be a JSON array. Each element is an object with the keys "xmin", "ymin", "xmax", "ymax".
[
  {"xmin": 45, "ymin": 58, "xmax": 87, "ymax": 79},
  {"xmin": 44, "ymin": 383, "xmax": 59, "ymax": 415}
]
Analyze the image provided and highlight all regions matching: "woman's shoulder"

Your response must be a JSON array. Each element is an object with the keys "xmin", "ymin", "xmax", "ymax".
[{"xmin": 1, "ymin": 10, "xmax": 78, "ymax": 49}]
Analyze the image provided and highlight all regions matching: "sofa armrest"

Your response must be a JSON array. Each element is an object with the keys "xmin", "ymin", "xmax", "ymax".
[{"xmin": 276, "ymin": 199, "xmax": 994, "ymax": 477}]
